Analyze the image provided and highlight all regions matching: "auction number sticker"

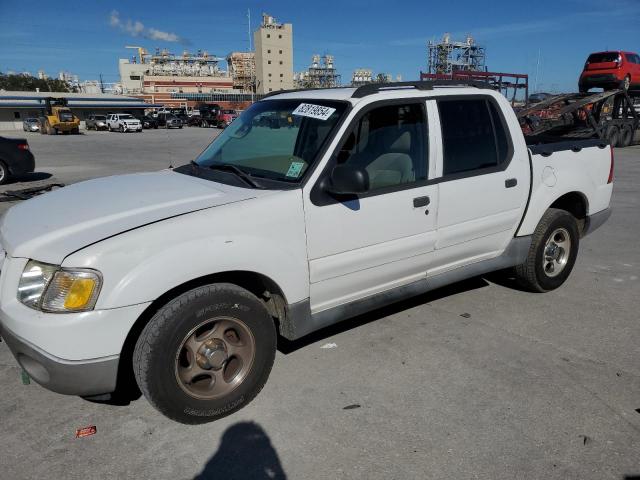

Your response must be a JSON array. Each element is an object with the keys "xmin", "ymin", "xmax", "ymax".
[{"xmin": 292, "ymin": 103, "xmax": 336, "ymax": 121}]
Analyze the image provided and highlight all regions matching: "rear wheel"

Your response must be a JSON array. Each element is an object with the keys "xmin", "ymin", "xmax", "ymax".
[
  {"xmin": 0, "ymin": 160, "xmax": 9, "ymax": 185},
  {"xmin": 605, "ymin": 125, "xmax": 620, "ymax": 147},
  {"xmin": 618, "ymin": 124, "xmax": 634, "ymax": 148},
  {"xmin": 514, "ymin": 208, "xmax": 580, "ymax": 292},
  {"xmin": 133, "ymin": 283, "xmax": 277, "ymax": 424},
  {"xmin": 622, "ymin": 75, "xmax": 631, "ymax": 91}
]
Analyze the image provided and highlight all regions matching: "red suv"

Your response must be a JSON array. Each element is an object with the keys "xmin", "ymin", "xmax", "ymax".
[{"xmin": 579, "ymin": 51, "xmax": 640, "ymax": 93}]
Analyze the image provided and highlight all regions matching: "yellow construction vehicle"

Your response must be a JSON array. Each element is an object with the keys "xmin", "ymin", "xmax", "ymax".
[{"xmin": 39, "ymin": 97, "xmax": 80, "ymax": 135}]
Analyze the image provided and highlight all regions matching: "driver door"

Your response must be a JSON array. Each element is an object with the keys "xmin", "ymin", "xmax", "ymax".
[{"xmin": 303, "ymin": 100, "xmax": 439, "ymax": 315}]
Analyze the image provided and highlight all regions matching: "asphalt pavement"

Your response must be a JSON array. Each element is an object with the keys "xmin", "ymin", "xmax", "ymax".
[{"xmin": 0, "ymin": 128, "xmax": 638, "ymax": 479}]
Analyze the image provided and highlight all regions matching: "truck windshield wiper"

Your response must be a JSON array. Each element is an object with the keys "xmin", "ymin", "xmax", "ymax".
[{"xmin": 207, "ymin": 163, "xmax": 263, "ymax": 189}]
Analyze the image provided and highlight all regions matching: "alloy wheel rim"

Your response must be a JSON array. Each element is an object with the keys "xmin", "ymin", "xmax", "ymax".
[
  {"xmin": 174, "ymin": 316, "xmax": 256, "ymax": 400},
  {"xmin": 543, "ymin": 227, "xmax": 571, "ymax": 278}
]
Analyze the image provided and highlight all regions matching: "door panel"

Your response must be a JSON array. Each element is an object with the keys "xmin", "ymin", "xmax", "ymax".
[
  {"xmin": 430, "ymin": 96, "xmax": 529, "ymax": 275},
  {"xmin": 304, "ymin": 100, "xmax": 438, "ymax": 314},
  {"xmin": 307, "ymin": 186, "xmax": 437, "ymax": 312}
]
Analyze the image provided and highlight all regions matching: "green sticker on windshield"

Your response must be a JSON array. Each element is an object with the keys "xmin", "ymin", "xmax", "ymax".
[{"xmin": 286, "ymin": 161, "xmax": 305, "ymax": 178}]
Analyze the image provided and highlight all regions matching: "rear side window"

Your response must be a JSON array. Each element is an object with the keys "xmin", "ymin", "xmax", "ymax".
[{"xmin": 438, "ymin": 98, "xmax": 510, "ymax": 176}]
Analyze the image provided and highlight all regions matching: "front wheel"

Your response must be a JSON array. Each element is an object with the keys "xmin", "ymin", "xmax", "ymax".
[
  {"xmin": 514, "ymin": 208, "xmax": 580, "ymax": 292},
  {"xmin": 120, "ymin": 125, "xmax": 125, "ymax": 133},
  {"xmin": 133, "ymin": 283, "xmax": 277, "ymax": 424}
]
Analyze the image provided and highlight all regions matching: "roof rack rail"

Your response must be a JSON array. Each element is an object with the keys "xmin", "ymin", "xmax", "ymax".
[
  {"xmin": 262, "ymin": 86, "xmax": 354, "ymax": 99},
  {"xmin": 351, "ymin": 80, "xmax": 492, "ymax": 98}
]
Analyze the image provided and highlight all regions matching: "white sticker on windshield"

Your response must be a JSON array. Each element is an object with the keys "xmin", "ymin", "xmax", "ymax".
[
  {"xmin": 292, "ymin": 103, "xmax": 336, "ymax": 121},
  {"xmin": 286, "ymin": 161, "xmax": 305, "ymax": 178}
]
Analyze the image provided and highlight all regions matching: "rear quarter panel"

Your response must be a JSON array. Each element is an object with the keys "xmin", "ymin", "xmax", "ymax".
[{"xmin": 517, "ymin": 144, "xmax": 613, "ymax": 236}]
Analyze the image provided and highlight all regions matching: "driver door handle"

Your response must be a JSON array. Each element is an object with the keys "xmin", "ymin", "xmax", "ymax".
[{"xmin": 413, "ymin": 196, "xmax": 430, "ymax": 208}]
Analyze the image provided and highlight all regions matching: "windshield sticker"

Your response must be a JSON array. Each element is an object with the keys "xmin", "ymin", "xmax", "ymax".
[
  {"xmin": 292, "ymin": 103, "xmax": 336, "ymax": 121},
  {"xmin": 286, "ymin": 161, "xmax": 305, "ymax": 178}
]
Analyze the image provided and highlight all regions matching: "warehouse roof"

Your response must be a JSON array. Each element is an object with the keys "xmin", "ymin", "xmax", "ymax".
[{"xmin": 0, "ymin": 91, "xmax": 161, "ymax": 109}]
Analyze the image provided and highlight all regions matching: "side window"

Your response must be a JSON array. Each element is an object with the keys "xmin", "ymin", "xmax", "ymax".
[
  {"xmin": 488, "ymin": 101, "xmax": 509, "ymax": 164},
  {"xmin": 438, "ymin": 98, "xmax": 508, "ymax": 176},
  {"xmin": 337, "ymin": 103, "xmax": 427, "ymax": 191}
]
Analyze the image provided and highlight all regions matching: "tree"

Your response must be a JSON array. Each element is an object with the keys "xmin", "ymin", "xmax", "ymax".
[{"xmin": 0, "ymin": 72, "xmax": 72, "ymax": 92}]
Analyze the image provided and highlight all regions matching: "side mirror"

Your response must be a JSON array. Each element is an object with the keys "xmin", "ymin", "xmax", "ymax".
[{"xmin": 327, "ymin": 165, "xmax": 369, "ymax": 195}]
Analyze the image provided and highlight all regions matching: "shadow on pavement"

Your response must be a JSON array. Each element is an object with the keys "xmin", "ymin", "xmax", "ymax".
[
  {"xmin": 194, "ymin": 421, "xmax": 286, "ymax": 480},
  {"xmin": 3, "ymin": 172, "xmax": 54, "ymax": 186},
  {"xmin": 278, "ymin": 276, "xmax": 489, "ymax": 354}
]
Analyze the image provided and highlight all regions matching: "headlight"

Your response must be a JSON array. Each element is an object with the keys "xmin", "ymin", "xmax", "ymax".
[{"xmin": 18, "ymin": 260, "xmax": 102, "ymax": 312}]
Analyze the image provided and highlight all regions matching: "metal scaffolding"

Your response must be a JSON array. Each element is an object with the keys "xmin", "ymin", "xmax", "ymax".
[
  {"xmin": 295, "ymin": 55, "xmax": 341, "ymax": 89},
  {"xmin": 427, "ymin": 33, "xmax": 486, "ymax": 74},
  {"xmin": 227, "ymin": 52, "xmax": 255, "ymax": 92}
]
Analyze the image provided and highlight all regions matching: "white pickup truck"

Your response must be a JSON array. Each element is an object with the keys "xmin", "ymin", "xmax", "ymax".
[
  {"xmin": 106, "ymin": 113, "xmax": 142, "ymax": 133},
  {"xmin": 0, "ymin": 82, "xmax": 613, "ymax": 424}
]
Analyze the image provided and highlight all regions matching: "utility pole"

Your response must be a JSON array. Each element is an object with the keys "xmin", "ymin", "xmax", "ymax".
[
  {"xmin": 248, "ymin": 8, "xmax": 252, "ymax": 52},
  {"xmin": 533, "ymin": 49, "xmax": 540, "ymax": 93},
  {"xmin": 99, "ymin": 73, "xmax": 105, "ymax": 94},
  {"xmin": 248, "ymin": 8, "xmax": 255, "ymax": 103}
]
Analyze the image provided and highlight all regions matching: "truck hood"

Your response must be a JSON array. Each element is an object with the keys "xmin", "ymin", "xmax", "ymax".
[{"xmin": 0, "ymin": 170, "xmax": 261, "ymax": 264}]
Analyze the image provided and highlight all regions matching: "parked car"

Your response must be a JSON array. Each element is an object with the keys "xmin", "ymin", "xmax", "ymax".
[
  {"xmin": 0, "ymin": 136, "xmax": 35, "ymax": 184},
  {"xmin": 185, "ymin": 115, "xmax": 201, "ymax": 127},
  {"xmin": 106, "ymin": 114, "xmax": 142, "ymax": 133},
  {"xmin": 142, "ymin": 116, "xmax": 159, "ymax": 129},
  {"xmin": 22, "ymin": 118, "xmax": 40, "ymax": 132},
  {"xmin": 197, "ymin": 104, "xmax": 222, "ymax": 127},
  {"xmin": 217, "ymin": 109, "xmax": 238, "ymax": 128},
  {"xmin": 579, "ymin": 50, "xmax": 640, "ymax": 93},
  {"xmin": 156, "ymin": 113, "xmax": 183, "ymax": 129},
  {"xmin": 0, "ymin": 83, "xmax": 613, "ymax": 424},
  {"xmin": 85, "ymin": 115, "xmax": 108, "ymax": 131}
]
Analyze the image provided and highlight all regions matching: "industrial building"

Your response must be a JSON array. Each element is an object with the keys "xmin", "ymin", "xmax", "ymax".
[
  {"xmin": 118, "ymin": 47, "xmax": 234, "ymax": 106},
  {"xmin": 427, "ymin": 33, "xmax": 486, "ymax": 74},
  {"xmin": 254, "ymin": 14, "xmax": 294, "ymax": 94},
  {"xmin": 351, "ymin": 69, "xmax": 373, "ymax": 87},
  {"xmin": 420, "ymin": 33, "xmax": 529, "ymax": 102},
  {"xmin": 227, "ymin": 52, "xmax": 256, "ymax": 92},
  {"xmin": 294, "ymin": 55, "xmax": 340, "ymax": 89},
  {"xmin": 0, "ymin": 91, "xmax": 160, "ymax": 130}
]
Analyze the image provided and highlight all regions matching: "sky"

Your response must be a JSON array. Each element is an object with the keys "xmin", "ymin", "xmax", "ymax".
[{"xmin": 0, "ymin": 0, "xmax": 639, "ymax": 93}]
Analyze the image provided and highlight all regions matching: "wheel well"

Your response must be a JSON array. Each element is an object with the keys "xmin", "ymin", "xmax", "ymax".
[
  {"xmin": 549, "ymin": 192, "xmax": 588, "ymax": 233},
  {"xmin": 113, "ymin": 271, "xmax": 288, "ymax": 400}
]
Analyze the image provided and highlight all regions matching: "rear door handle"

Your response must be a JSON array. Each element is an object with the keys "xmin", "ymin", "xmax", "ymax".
[
  {"xmin": 505, "ymin": 178, "xmax": 518, "ymax": 188},
  {"xmin": 413, "ymin": 196, "xmax": 430, "ymax": 208}
]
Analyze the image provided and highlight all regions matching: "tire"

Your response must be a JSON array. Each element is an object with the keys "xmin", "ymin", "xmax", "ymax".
[
  {"xmin": 72, "ymin": 127, "xmax": 79, "ymax": 134},
  {"xmin": 108, "ymin": 125, "xmax": 112, "ymax": 132},
  {"xmin": 120, "ymin": 125, "xmax": 125, "ymax": 133},
  {"xmin": 133, "ymin": 283, "xmax": 277, "ymax": 424},
  {"xmin": 0, "ymin": 160, "xmax": 9, "ymax": 185},
  {"xmin": 622, "ymin": 75, "xmax": 631, "ymax": 91},
  {"xmin": 618, "ymin": 124, "xmax": 633, "ymax": 148},
  {"xmin": 179, "ymin": 125, "xmax": 183, "ymax": 129},
  {"xmin": 514, "ymin": 208, "xmax": 580, "ymax": 292},
  {"xmin": 605, "ymin": 125, "xmax": 619, "ymax": 147}
]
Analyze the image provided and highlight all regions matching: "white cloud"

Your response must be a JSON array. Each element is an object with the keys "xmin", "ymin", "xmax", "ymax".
[{"xmin": 109, "ymin": 10, "xmax": 189, "ymax": 45}]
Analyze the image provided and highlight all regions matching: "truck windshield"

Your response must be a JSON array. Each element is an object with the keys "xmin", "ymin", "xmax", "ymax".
[
  {"xmin": 194, "ymin": 99, "xmax": 347, "ymax": 183},
  {"xmin": 120, "ymin": 114, "xmax": 134, "ymax": 119}
]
